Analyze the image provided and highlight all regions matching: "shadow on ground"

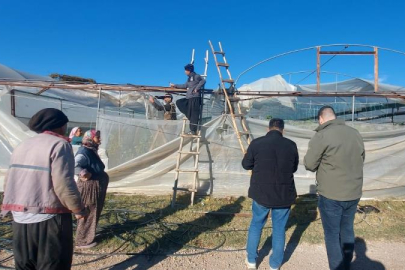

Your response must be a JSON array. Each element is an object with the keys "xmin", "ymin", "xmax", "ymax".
[
  {"xmin": 107, "ymin": 196, "xmax": 245, "ymax": 270},
  {"xmin": 351, "ymin": 237, "xmax": 385, "ymax": 270},
  {"xmin": 257, "ymin": 187, "xmax": 319, "ymax": 268}
]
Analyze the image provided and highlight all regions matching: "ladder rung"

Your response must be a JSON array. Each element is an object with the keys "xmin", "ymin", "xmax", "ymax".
[
  {"xmin": 178, "ymin": 151, "xmax": 200, "ymax": 155},
  {"xmin": 238, "ymin": 131, "xmax": 250, "ymax": 135},
  {"xmin": 228, "ymin": 97, "xmax": 240, "ymax": 102},
  {"xmin": 232, "ymin": 114, "xmax": 244, "ymax": 118},
  {"xmin": 181, "ymin": 134, "xmax": 201, "ymax": 138},
  {"xmin": 217, "ymin": 63, "xmax": 230, "ymax": 67},
  {"xmin": 175, "ymin": 169, "xmax": 199, "ymax": 173},
  {"xmin": 214, "ymin": 51, "xmax": 225, "ymax": 55},
  {"xmin": 222, "ymin": 79, "xmax": 234, "ymax": 84},
  {"xmin": 173, "ymin": 187, "xmax": 198, "ymax": 192}
]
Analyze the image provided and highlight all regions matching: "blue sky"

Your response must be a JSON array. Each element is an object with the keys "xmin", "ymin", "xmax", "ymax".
[{"xmin": 1, "ymin": 0, "xmax": 405, "ymax": 89}]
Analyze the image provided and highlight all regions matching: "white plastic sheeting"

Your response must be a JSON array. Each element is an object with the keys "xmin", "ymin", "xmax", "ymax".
[
  {"xmin": 1, "ymin": 71, "xmax": 405, "ymax": 198},
  {"xmin": 92, "ymin": 114, "xmax": 405, "ymax": 199},
  {"xmin": 238, "ymin": 75, "xmax": 297, "ymax": 112},
  {"xmin": 296, "ymin": 78, "xmax": 405, "ymax": 93},
  {"xmin": 0, "ymin": 63, "xmax": 52, "ymax": 81},
  {"xmin": 238, "ymin": 76, "xmax": 405, "ymax": 122},
  {"xmin": 1, "ymin": 107, "xmax": 405, "ymax": 198}
]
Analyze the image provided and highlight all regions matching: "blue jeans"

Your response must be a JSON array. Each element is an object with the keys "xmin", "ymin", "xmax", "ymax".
[
  {"xmin": 246, "ymin": 200, "xmax": 290, "ymax": 269},
  {"xmin": 318, "ymin": 195, "xmax": 360, "ymax": 270}
]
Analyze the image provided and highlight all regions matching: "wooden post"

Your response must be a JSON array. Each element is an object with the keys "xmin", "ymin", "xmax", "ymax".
[
  {"xmin": 191, "ymin": 49, "xmax": 195, "ymax": 65},
  {"xmin": 204, "ymin": 50, "xmax": 209, "ymax": 78},
  {"xmin": 374, "ymin": 47, "xmax": 379, "ymax": 92},
  {"xmin": 10, "ymin": 89, "xmax": 16, "ymax": 117},
  {"xmin": 96, "ymin": 86, "xmax": 102, "ymax": 130},
  {"xmin": 317, "ymin": 46, "xmax": 321, "ymax": 93}
]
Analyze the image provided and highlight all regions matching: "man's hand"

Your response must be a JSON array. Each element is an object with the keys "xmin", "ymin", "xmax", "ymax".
[
  {"xmin": 170, "ymin": 83, "xmax": 175, "ymax": 88},
  {"xmin": 75, "ymin": 208, "xmax": 89, "ymax": 220},
  {"xmin": 75, "ymin": 214, "xmax": 86, "ymax": 220},
  {"xmin": 149, "ymin": 96, "xmax": 155, "ymax": 103},
  {"xmin": 193, "ymin": 89, "xmax": 199, "ymax": 94},
  {"xmin": 80, "ymin": 172, "xmax": 92, "ymax": 181}
]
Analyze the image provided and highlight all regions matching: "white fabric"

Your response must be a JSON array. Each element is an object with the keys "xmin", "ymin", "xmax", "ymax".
[{"xmin": 12, "ymin": 211, "xmax": 55, "ymax": 224}]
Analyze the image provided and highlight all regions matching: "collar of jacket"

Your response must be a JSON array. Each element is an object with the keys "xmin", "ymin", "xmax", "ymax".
[
  {"xmin": 266, "ymin": 130, "xmax": 283, "ymax": 137},
  {"xmin": 42, "ymin": 130, "xmax": 70, "ymax": 142},
  {"xmin": 188, "ymin": 72, "xmax": 196, "ymax": 77},
  {"xmin": 315, "ymin": 119, "xmax": 345, "ymax": 132}
]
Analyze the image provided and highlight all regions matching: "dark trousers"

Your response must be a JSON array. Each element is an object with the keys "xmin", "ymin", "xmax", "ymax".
[
  {"xmin": 12, "ymin": 214, "xmax": 74, "ymax": 270},
  {"xmin": 318, "ymin": 195, "xmax": 359, "ymax": 270},
  {"xmin": 176, "ymin": 97, "xmax": 201, "ymax": 132}
]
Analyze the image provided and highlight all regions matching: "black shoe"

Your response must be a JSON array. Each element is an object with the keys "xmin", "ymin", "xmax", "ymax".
[{"xmin": 187, "ymin": 131, "xmax": 197, "ymax": 135}]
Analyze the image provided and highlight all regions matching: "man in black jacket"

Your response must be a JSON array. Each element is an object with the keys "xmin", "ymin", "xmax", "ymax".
[
  {"xmin": 242, "ymin": 118, "xmax": 299, "ymax": 270},
  {"xmin": 170, "ymin": 64, "xmax": 205, "ymax": 134}
]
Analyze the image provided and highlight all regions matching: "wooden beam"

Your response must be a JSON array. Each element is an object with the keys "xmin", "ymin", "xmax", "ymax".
[
  {"xmin": 0, "ymin": 80, "xmax": 192, "ymax": 93},
  {"xmin": 374, "ymin": 47, "xmax": 379, "ymax": 92},
  {"xmin": 2, "ymin": 80, "xmax": 405, "ymax": 99},
  {"xmin": 36, "ymin": 86, "xmax": 51, "ymax": 95},
  {"xmin": 319, "ymin": 51, "xmax": 376, "ymax": 55}
]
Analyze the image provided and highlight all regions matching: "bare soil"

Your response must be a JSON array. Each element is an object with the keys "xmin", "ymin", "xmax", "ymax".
[{"xmin": 1, "ymin": 240, "xmax": 403, "ymax": 269}]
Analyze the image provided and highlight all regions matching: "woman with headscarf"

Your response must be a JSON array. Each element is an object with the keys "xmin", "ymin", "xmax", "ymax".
[
  {"xmin": 69, "ymin": 127, "xmax": 83, "ymax": 145},
  {"xmin": 74, "ymin": 130, "xmax": 109, "ymax": 249}
]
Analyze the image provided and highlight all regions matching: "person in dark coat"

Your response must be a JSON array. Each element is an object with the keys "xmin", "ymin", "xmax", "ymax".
[
  {"xmin": 242, "ymin": 118, "xmax": 299, "ymax": 270},
  {"xmin": 74, "ymin": 130, "xmax": 109, "ymax": 249},
  {"xmin": 170, "ymin": 64, "xmax": 205, "ymax": 134}
]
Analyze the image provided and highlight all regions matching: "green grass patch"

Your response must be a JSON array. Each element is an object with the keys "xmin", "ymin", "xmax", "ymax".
[{"xmin": 1, "ymin": 193, "xmax": 405, "ymax": 255}]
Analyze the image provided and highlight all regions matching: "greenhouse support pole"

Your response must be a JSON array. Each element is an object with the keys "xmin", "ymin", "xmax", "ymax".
[
  {"xmin": 316, "ymin": 46, "xmax": 321, "ymax": 93},
  {"xmin": 374, "ymin": 47, "xmax": 379, "ymax": 92},
  {"xmin": 10, "ymin": 88, "xmax": 16, "ymax": 117},
  {"xmin": 352, "ymin": 95, "xmax": 355, "ymax": 122},
  {"xmin": 118, "ymin": 90, "xmax": 121, "ymax": 116},
  {"xmin": 96, "ymin": 86, "xmax": 102, "ymax": 130}
]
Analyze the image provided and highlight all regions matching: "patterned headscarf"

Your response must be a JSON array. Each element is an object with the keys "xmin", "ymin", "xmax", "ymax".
[
  {"xmin": 82, "ymin": 130, "xmax": 101, "ymax": 152},
  {"xmin": 69, "ymin": 127, "xmax": 80, "ymax": 139}
]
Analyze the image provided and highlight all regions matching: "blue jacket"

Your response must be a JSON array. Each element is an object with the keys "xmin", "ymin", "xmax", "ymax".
[{"xmin": 75, "ymin": 146, "xmax": 105, "ymax": 180}]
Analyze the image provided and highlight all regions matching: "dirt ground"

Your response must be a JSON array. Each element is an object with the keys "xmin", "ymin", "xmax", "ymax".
[
  {"xmin": 1, "ymin": 240, "xmax": 403, "ymax": 269},
  {"xmin": 1, "ymin": 196, "xmax": 404, "ymax": 269}
]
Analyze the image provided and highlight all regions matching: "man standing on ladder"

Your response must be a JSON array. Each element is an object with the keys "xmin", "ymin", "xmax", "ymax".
[{"xmin": 170, "ymin": 64, "xmax": 205, "ymax": 135}]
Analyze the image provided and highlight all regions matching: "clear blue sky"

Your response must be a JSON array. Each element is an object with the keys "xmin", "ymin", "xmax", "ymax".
[{"xmin": 1, "ymin": 0, "xmax": 405, "ymax": 89}]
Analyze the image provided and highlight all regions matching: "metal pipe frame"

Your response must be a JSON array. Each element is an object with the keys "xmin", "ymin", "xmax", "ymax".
[{"xmin": 316, "ymin": 46, "xmax": 379, "ymax": 92}]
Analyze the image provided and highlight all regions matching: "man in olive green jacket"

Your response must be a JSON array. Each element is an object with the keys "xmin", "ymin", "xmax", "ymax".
[{"xmin": 304, "ymin": 106, "xmax": 365, "ymax": 270}]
